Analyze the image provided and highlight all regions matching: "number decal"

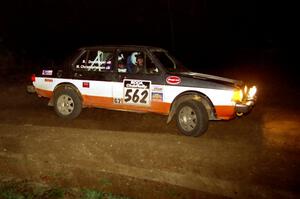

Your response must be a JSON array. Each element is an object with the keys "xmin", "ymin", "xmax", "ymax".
[
  {"xmin": 140, "ymin": 90, "xmax": 148, "ymax": 104},
  {"xmin": 113, "ymin": 98, "xmax": 122, "ymax": 104},
  {"xmin": 123, "ymin": 79, "xmax": 151, "ymax": 106},
  {"xmin": 124, "ymin": 89, "xmax": 132, "ymax": 102},
  {"xmin": 132, "ymin": 89, "xmax": 140, "ymax": 103}
]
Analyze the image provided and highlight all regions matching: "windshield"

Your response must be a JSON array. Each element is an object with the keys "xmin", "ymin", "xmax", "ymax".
[{"xmin": 152, "ymin": 51, "xmax": 190, "ymax": 73}]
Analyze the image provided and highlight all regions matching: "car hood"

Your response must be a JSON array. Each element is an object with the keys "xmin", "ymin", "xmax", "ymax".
[{"xmin": 178, "ymin": 72, "xmax": 243, "ymax": 87}]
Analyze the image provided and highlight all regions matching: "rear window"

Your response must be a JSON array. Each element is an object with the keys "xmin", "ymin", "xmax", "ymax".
[{"xmin": 73, "ymin": 50, "xmax": 114, "ymax": 72}]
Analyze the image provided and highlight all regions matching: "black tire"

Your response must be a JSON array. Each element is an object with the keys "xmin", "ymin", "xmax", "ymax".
[
  {"xmin": 53, "ymin": 87, "xmax": 82, "ymax": 119},
  {"xmin": 175, "ymin": 100, "xmax": 209, "ymax": 137}
]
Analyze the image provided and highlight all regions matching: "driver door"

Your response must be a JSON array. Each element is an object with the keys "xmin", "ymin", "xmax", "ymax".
[{"xmin": 112, "ymin": 50, "xmax": 167, "ymax": 114}]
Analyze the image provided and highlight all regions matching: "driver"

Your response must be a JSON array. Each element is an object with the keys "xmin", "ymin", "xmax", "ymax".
[{"xmin": 132, "ymin": 53, "xmax": 144, "ymax": 73}]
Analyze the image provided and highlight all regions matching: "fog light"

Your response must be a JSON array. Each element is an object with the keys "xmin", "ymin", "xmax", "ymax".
[{"xmin": 232, "ymin": 89, "xmax": 243, "ymax": 102}]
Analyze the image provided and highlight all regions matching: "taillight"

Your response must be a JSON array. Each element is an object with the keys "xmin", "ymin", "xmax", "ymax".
[{"xmin": 31, "ymin": 74, "xmax": 36, "ymax": 82}]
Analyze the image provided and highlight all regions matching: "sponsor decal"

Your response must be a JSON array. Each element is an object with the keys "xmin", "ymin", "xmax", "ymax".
[
  {"xmin": 42, "ymin": 70, "xmax": 53, "ymax": 76},
  {"xmin": 151, "ymin": 92, "xmax": 163, "ymax": 102},
  {"xmin": 152, "ymin": 86, "xmax": 163, "ymax": 92},
  {"xmin": 166, "ymin": 76, "xmax": 181, "ymax": 85},
  {"xmin": 44, "ymin": 78, "xmax": 53, "ymax": 82},
  {"xmin": 124, "ymin": 79, "xmax": 150, "ymax": 89},
  {"xmin": 82, "ymin": 82, "xmax": 90, "ymax": 88},
  {"xmin": 123, "ymin": 79, "xmax": 151, "ymax": 106}
]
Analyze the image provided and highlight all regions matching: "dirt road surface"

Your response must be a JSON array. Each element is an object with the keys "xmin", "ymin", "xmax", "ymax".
[{"xmin": 0, "ymin": 75, "xmax": 299, "ymax": 199}]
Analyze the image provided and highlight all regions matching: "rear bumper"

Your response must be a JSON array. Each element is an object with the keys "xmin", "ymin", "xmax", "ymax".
[{"xmin": 26, "ymin": 85, "xmax": 36, "ymax": 93}]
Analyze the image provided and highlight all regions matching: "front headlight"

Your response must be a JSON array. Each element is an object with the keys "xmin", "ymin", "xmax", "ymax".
[
  {"xmin": 232, "ymin": 89, "xmax": 243, "ymax": 102},
  {"xmin": 248, "ymin": 86, "xmax": 257, "ymax": 98},
  {"xmin": 244, "ymin": 85, "xmax": 248, "ymax": 95}
]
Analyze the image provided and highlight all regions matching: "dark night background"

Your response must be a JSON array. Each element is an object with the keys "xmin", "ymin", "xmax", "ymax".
[
  {"xmin": 0, "ymin": 0, "xmax": 298, "ymax": 85},
  {"xmin": 0, "ymin": 2, "xmax": 299, "ymax": 197}
]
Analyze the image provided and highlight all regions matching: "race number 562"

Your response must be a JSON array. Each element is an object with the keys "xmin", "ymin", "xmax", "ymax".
[{"xmin": 123, "ymin": 80, "xmax": 151, "ymax": 106}]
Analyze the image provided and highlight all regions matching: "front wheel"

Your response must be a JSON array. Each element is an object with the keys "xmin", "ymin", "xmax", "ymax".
[
  {"xmin": 175, "ymin": 100, "xmax": 209, "ymax": 137},
  {"xmin": 53, "ymin": 87, "xmax": 82, "ymax": 119}
]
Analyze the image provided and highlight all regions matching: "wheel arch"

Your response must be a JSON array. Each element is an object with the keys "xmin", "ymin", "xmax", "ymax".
[
  {"xmin": 167, "ymin": 90, "xmax": 216, "ymax": 123},
  {"xmin": 48, "ymin": 82, "xmax": 82, "ymax": 106}
]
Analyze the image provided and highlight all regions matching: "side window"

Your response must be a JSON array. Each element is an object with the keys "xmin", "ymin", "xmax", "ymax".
[
  {"xmin": 74, "ymin": 51, "xmax": 88, "ymax": 69},
  {"xmin": 74, "ymin": 50, "xmax": 113, "ymax": 72},
  {"xmin": 116, "ymin": 52, "xmax": 128, "ymax": 73},
  {"xmin": 116, "ymin": 50, "xmax": 144, "ymax": 74},
  {"xmin": 153, "ymin": 51, "xmax": 175, "ymax": 71},
  {"xmin": 145, "ymin": 55, "xmax": 160, "ymax": 74}
]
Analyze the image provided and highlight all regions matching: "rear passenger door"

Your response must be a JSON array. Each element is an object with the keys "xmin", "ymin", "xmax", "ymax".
[{"xmin": 72, "ymin": 48, "xmax": 117, "ymax": 107}]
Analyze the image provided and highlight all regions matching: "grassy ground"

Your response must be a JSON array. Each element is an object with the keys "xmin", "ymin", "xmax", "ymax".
[{"xmin": 0, "ymin": 179, "xmax": 131, "ymax": 199}]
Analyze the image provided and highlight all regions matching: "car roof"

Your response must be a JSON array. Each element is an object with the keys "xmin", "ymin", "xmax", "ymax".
[{"xmin": 78, "ymin": 45, "xmax": 167, "ymax": 52}]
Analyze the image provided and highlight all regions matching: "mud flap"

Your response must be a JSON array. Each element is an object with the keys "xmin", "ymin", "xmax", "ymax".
[{"xmin": 48, "ymin": 96, "xmax": 54, "ymax": 106}]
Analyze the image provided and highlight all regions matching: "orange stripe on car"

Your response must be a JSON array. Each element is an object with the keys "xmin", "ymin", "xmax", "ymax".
[
  {"xmin": 214, "ymin": 106, "xmax": 235, "ymax": 119},
  {"xmin": 34, "ymin": 88, "xmax": 170, "ymax": 115},
  {"xmin": 35, "ymin": 88, "xmax": 53, "ymax": 98},
  {"xmin": 82, "ymin": 95, "xmax": 171, "ymax": 115}
]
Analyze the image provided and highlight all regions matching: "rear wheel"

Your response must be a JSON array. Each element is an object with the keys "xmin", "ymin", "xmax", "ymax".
[
  {"xmin": 54, "ymin": 87, "xmax": 82, "ymax": 119},
  {"xmin": 176, "ymin": 100, "xmax": 209, "ymax": 137}
]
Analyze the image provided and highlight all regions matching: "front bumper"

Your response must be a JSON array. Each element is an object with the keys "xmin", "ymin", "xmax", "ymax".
[
  {"xmin": 235, "ymin": 85, "xmax": 257, "ymax": 115},
  {"xmin": 235, "ymin": 100, "xmax": 255, "ymax": 115}
]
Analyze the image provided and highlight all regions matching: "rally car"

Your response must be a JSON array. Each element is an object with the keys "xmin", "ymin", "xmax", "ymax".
[{"xmin": 28, "ymin": 45, "xmax": 257, "ymax": 136}]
